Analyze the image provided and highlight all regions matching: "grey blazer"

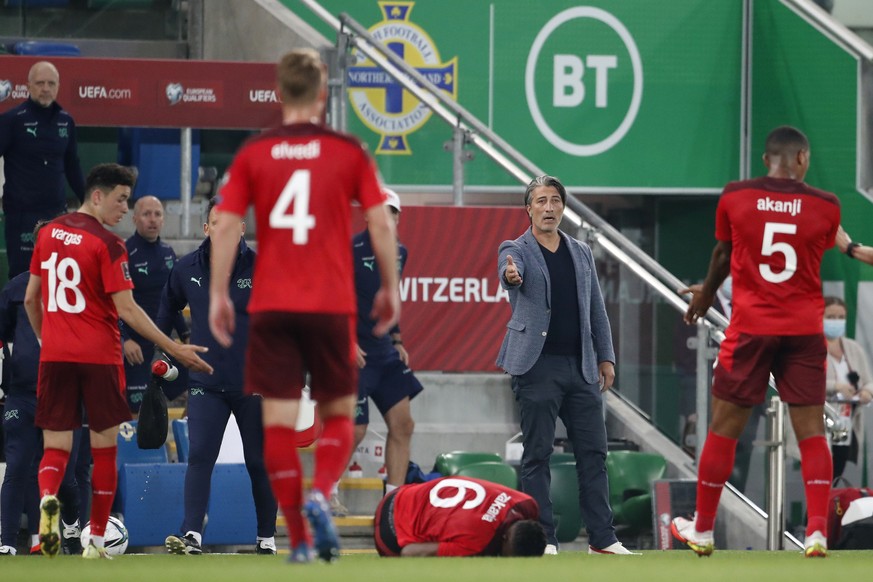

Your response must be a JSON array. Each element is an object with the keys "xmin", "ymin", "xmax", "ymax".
[{"xmin": 495, "ymin": 228, "xmax": 615, "ymax": 383}]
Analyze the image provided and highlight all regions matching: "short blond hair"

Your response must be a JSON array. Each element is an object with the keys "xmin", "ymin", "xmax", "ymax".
[{"xmin": 277, "ymin": 49, "xmax": 325, "ymax": 106}]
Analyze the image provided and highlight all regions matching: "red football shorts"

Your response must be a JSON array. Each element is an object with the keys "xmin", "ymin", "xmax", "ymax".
[
  {"xmin": 36, "ymin": 362, "xmax": 132, "ymax": 432},
  {"xmin": 713, "ymin": 329, "xmax": 827, "ymax": 407},
  {"xmin": 245, "ymin": 311, "xmax": 357, "ymax": 403}
]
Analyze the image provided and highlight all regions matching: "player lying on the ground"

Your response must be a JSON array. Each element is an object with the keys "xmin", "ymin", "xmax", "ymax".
[{"xmin": 374, "ymin": 476, "xmax": 546, "ymax": 557}]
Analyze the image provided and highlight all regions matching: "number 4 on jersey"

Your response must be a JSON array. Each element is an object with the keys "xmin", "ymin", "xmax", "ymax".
[{"xmin": 269, "ymin": 169, "xmax": 316, "ymax": 244}]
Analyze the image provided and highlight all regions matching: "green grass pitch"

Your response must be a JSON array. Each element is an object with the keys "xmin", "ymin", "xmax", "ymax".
[{"xmin": 3, "ymin": 550, "xmax": 873, "ymax": 582}]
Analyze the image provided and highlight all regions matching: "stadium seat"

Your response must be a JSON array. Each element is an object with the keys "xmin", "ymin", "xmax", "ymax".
[
  {"xmin": 87, "ymin": 0, "xmax": 151, "ymax": 8},
  {"xmin": 117, "ymin": 128, "xmax": 200, "ymax": 200},
  {"xmin": 12, "ymin": 40, "xmax": 80, "ymax": 56},
  {"xmin": 606, "ymin": 451, "xmax": 667, "ymax": 532},
  {"xmin": 455, "ymin": 461, "xmax": 518, "ymax": 489},
  {"xmin": 172, "ymin": 419, "xmax": 190, "ymax": 463},
  {"xmin": 549, "ymin": 452, "xmax": 575, "ymax": 465},
  {"xmin": 116, "ymin": 420, "xmax": 168, "ymax": 466},
  {"xmin": 5, "ymin": 1, "xmax": 70, "ymax": 7},
  {"xmin": 434, "ymin": 451, "xmax": 503, "ymax": 476},
  {"xmin": 550, "ymin": 462, "xmax": 582, "ymax": 543}
]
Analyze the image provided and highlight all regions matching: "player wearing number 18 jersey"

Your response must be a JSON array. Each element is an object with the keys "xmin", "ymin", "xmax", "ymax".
[
  {"xmin": 209, "ymin": 49, "xmax": 400, "ymax": 564},
  {"xmin": 25, "ymin": 164, "xmax": 213, "ymax": 559},
  {"xmin": 375, "ymin": 477, "xmax": 545, "ymax": 557},
  {"xmin": 672, "ymin": 126, "xmax": 839, "ymax": 558}
]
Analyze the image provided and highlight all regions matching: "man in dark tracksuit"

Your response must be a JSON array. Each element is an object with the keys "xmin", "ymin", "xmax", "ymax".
[
  {"xmin": 352, "ymin": 190, "xmax": 423, "ymax": 496},
  {"xmin": 121, "ymin": 196, "xmax": 188, "ymax": 412},
  {"xmin": 0, "ymin": 61, "xmax": 85, "ymax": 278},
  {"xmin": 159, "ymin": 200, "xmax": 276, "ymax": 555},
  {"xmin": 0, "ymin": 271, "xmax": 89, "ymax": 555}
]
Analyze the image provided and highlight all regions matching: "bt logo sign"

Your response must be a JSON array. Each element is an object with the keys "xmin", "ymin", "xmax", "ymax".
[{"xmin": 525, "ymin": 7, "xmax": 643, "ymax": 157}]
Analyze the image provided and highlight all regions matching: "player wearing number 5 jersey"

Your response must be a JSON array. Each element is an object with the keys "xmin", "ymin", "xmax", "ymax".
[
  {"xmin": 209, "ymin": 49, "xmax": 400, "ymax": 564},
  {"xmin": 672, "ymin": 127, "xmax": 840, "ymax": 558},
  {"xmin": 375, "ymin": 476, "xmax": 545, "ymax": 557},
  {"xmin": 24, "ymin": 163, "xmax": 213, "ymax": 559}
]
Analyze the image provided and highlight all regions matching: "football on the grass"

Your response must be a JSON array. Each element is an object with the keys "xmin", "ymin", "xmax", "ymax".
[{"xmin": 80, "ymin": 516, "xmax": 129, "ymax": 556}]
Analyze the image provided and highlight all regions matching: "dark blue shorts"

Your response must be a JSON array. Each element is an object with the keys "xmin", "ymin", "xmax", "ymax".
[{"xmin": 355, "ymin": 351, "xmax": 423, "ymax": 425}]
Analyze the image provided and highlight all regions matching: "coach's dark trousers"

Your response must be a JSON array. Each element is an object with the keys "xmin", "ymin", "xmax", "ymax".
[
  {"xmin": 181, "ymin": 388, "xmax": 277, "ymax": 538},
  {"xmin": 512, "ymin": 353, "xmax": 617, "ymax": 549}
]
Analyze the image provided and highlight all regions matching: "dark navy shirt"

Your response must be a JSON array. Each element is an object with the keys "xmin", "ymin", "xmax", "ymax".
[
  {"xmin": 539, "ymin": 238, "xmax": 581, "ymax": 357},
  {"xmin": 0, "ymin": 99, "xmax": 85, "ymax": 214},
  {"xmin": 353, "ymin": 230, "xmax": 405, "ymax": 357},
  {"xmin": 0, "ymin": 272, "xmax": 40, "ymax": 394},
  {"xmin": 121, "ymin": 231, "xmax": 187, "ymax": 344},
  {"xmin": 157, "ymin": 237, "xmax": 253, "ymax": 391}
]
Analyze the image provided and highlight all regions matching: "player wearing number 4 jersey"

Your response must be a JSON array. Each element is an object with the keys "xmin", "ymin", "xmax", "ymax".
[
  {"xmin": 209, "ymin": 49, "xmax": 400, "ymax": 564},
  {"xmin": 375, "ymin": 477, "xmax": 546, "ymax": 557},
  {"xmin": 24, "ymin": 163, "xmax": 213, "ymax": 559},
  {"xmin": 673, "ymin": 126, "xmax": 839, "ymax": 558}
]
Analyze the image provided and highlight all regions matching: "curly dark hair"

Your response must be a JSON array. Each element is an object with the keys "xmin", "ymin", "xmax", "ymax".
[{"xmin": 506, "ymin": 519, "xmax": 547, "ymax": 557}]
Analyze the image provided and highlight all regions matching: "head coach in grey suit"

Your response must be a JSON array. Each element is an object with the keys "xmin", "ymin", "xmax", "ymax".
[{"xmin": 496, "ymin": 175, "xmax": 634, "ymax": 556}]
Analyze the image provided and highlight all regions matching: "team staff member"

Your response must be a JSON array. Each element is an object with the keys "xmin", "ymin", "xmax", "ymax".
[
  {"xmin": 353, "ymin": 189, "xmax": 423, "ymax": 495},
  {"xmin": 160, "ymin": 198, "xmax": 277, "ymax": 556},
  {"xmin": 497, "ymin": 175, "xmax": 632, "ymax": 555},
  {"xmin": 209, "ymin": 49, "xmax": 399, "ymax": 563},
  {"xmin": 375, "ymin": 476, "xmax": 545, "ymax": 557},
  {"xmin": 122, "ymin": 196, "xmax": 189, "ymax": 412},
  {"xmin": 0, "ymin": 61, "xmax": 85, "ymax": 278},
  {"xmin": 672, "ymin": 126, "xmax": 839, "ymax": 558},
  {"xmin": 25, "ymin": 163, "xmax": 212, "ymax": 559}
]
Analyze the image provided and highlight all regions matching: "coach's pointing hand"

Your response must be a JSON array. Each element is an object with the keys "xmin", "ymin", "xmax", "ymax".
[{"xmin": 504, "ymin": 255, "xmax": 522, "ymax": 286}]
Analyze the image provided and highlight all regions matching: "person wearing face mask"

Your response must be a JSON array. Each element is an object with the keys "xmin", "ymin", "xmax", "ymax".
[{"xmin": 823, "ymin": 296, "xmax": 873, "ymax": 479}]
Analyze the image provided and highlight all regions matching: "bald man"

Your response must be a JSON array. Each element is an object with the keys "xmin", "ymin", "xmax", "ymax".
[
  {"xmin": 121, "ymin": 196, "xmax": 189, "ymax": 412},
  {"xmin": 0, "ymin": 61, "xmax": 85, "ymax": 278}
]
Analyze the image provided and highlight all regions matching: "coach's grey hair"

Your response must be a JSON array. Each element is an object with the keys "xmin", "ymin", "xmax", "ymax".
[{"xmin": 524, "ymin": 175, "xmax": 566, "ymax": 207}]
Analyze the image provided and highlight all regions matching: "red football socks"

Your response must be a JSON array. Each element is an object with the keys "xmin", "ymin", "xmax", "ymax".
[
  {"xmin": 312, "ymin": 415, "xmax": 354, "ymax": 497},
  {"xmin": 264, "ymin": 426, "xmax": 310, "ymax": 547},
  {"xmin": 798, "ymin": 435, "xmax": 832, "ymax": 535},
  {"xmin": 695, "ymin": 431, "xmax": 738, "ymax": 532},
  {"xmin": 38, "ymin": 448, "xmax": 70, "ymax": 498},
  {"xmin": 89, "ymin": 446, "xmax": 118, "ymax": 537}
]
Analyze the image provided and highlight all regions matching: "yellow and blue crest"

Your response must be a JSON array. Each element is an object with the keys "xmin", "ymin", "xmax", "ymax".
[{"xmin": 348, "ymin": 1, "xmax": 458, "ymax": 155}]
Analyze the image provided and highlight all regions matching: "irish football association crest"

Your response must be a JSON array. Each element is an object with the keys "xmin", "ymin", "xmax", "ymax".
[{"xmin": 347, "ymin": 1, "xmax": 458, "ymax": 155}]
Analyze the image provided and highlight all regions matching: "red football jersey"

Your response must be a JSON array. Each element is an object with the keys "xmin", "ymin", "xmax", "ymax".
[
  {"xmin": 715, "ymin": 177, "xmax": 840, "ymax": 335},
  {"xmin": 29, "ymin": 213, "xmax": 133, "ymax": 364},
  {"xmin": 392, "ymin": 477, "xmax": 539, "ymax": 556},
  {"xmin": 217, "ymin": 123, "xmax": 385, "ymax": 314}
]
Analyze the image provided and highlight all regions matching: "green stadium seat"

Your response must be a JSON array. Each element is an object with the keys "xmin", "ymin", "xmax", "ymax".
[
  {"xmin": 455, "ymin": 461, "xmax": 518, "ymax": 489},
  {"xmin": 606, "ymin": 450, "xmax": 667, "ymax": 532},
  {"xmin": 550, "ymin": 462, "xmax": 582, "ymax": 543},
  {"xmin": 549, "ymin": 452, "xmax": 575, "ymax": 465},
  {"xmin": 434, "ymin": 451, "xmax": 502, "ymax": 476}
]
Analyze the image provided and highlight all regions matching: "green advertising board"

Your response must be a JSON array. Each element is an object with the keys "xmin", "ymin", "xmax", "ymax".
[{"xmin": 286, "ymin": 0, "xmax": 743, "ymax": 190}]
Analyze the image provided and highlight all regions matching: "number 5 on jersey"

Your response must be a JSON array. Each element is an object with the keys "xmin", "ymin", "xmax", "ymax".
[
  {"xmin": 759, "ymin": 222, "xmax": 797, "ymax": 284},
  {"xmin": 270, "ymin": 169, "xmax": 316, "ymax": 244},
  {"xmin": 41, "ymin": 251, "xmax": 86, "ymax": 313}
]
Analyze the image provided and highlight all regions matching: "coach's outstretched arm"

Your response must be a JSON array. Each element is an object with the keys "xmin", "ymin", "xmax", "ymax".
[{"xmin": 112, "ymin": 289, "xmax": 213, "ymax": 374}]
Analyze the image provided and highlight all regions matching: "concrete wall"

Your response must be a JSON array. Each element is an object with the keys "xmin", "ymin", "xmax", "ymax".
[
  {"xmin": 363, "ymin": 372, "xmax": 520, "ymax": 474},
  {"xmin": 201, "ymin": 0, "xmax": 330, "ymax": 63}
]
